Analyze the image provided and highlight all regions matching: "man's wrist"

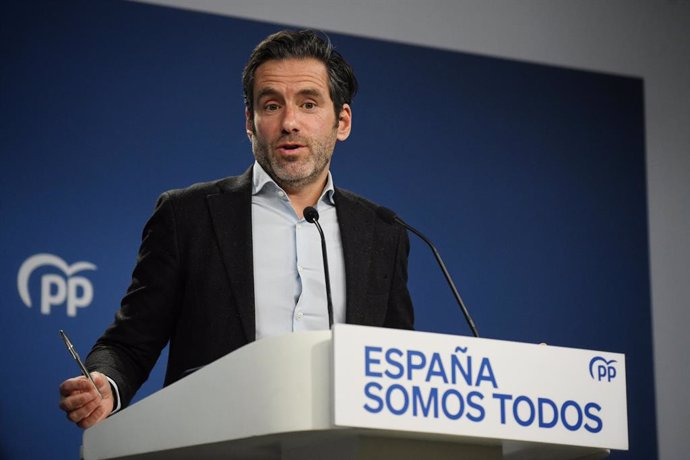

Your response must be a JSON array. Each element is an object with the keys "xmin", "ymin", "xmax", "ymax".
[{"xmin": 104, "ymin": 375, "xmax": 122, "ymax": 414}]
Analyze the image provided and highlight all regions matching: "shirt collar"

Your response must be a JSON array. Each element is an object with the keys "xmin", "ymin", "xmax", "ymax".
[{"xmin": 251, "ymin": 160, "xmax": 336, "ymax": 205}]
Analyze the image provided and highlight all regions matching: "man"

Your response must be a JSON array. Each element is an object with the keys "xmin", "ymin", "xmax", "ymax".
[{"xmin": 59, "ymin": 30, "xmax": 414, "ymax": 429}]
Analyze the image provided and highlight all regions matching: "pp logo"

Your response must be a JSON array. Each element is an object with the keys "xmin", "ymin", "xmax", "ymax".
[
  {"xmin": 589, "ymin": 356, "xmax": 617, "ymax": 382},
  {"xmin": 17, "ymin": 253, "xmax": 97, "ymax": 317}
]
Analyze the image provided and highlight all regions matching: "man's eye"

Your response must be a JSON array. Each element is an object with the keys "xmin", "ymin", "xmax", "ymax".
[
  {"xmin": 264, "ymin": 103, "xmax": 280, "ymax": 111},
  {"xmin": 303, "ymin": 102, "xmax": 316, "ymax": 110}
]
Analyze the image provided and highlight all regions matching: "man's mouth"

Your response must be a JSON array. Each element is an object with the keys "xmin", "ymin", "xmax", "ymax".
[{"xmin": 277, "ymin": 142, "xmax": 305, "ymax": 153}]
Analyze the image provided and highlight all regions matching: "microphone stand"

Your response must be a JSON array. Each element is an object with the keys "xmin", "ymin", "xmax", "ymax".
[
  {"xmin": 304, "ymin": 206, "xmax": 334, "ymax": 329},
  {"xmin": 377, "ymin": 207, "xmax": 480, "ymax": 338}
]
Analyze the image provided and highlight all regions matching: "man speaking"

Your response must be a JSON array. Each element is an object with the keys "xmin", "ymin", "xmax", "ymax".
[{"xmin": 59, "ymin": 29, "xmax": 414, "ymax": 428}]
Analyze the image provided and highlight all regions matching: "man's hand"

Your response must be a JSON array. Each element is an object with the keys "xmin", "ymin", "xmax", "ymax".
[{"xmin": 59, "ymin": 372, "xmax": 114, "ymax": 429}]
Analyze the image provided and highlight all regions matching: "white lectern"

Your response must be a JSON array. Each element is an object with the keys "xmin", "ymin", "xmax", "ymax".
[{"xmin": 83, "ymin": 325, "xmax": 627, "ymax": 460}]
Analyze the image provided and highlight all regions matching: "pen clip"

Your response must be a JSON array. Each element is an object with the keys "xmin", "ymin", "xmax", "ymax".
[{"xmin": 59, "ymin": 329, "xmax": 78, "ymax": 360}]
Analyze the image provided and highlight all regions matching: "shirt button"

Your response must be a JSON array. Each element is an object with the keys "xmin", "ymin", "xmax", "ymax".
[{"xmin": 295, "ymin": 310, "xmax": 304, "ymax": 321}]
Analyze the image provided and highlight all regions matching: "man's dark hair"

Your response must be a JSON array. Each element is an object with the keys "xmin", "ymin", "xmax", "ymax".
[{"xmin": 242, "ymin": 30, "xmax": 358, "ymax": 120}]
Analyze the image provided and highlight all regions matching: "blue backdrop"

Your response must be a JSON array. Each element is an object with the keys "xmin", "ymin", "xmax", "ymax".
[{"xmin": 1, "ymin": 0, "xmax": 654, "ymax": 458}]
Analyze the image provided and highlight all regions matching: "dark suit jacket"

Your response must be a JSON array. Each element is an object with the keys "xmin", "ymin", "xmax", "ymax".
[{"xmin": 86, "ymin": 167, "xmax": 414, "ymax": 408}]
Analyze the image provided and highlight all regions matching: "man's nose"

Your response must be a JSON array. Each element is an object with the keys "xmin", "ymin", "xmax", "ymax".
[{"xmin": 281, "ymin": 105, "xmax": 299, "ymax": 133}]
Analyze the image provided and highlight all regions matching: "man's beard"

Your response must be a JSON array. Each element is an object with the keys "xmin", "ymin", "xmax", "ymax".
[{"xmin": 251, "ymin": 132, "xmax": 337, "ymax": 192}]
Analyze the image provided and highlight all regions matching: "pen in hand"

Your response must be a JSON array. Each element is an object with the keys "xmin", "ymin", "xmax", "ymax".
[{"xmin": 59, "ymin": 330, "xmax": 103, "ymax": 400}]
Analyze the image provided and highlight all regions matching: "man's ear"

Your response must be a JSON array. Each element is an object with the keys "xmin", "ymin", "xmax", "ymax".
[
  {"xmin": 336, "ymin": 104, "xmax": 352, "ymax": 141},
  {"xmin": 245, "ymin": 108, "xmax": 255, "ymax": 138}
]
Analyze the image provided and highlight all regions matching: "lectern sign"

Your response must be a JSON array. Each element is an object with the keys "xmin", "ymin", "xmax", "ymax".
[{"xmin": 332, "ymin": 324, "xmax": 628, "ymax": 450}]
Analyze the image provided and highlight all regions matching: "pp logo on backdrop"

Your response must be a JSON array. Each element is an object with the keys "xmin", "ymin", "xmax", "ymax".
[
  {"xmin": 17, "ymin": 253, "xmax": 97, "ymax": 317},
  {"xmin": 589, "ymin": 356, "xmax": 617, "ymax": 382}
]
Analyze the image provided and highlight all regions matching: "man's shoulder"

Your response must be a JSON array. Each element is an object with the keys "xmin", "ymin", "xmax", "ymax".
[
  {"xmin": 335, "ymin": 186, "xmax": 399, "ymax": 229},
  {"xmin": 160, "ymin": 167, "xmax": 253, "ymax": 204},
  {"xmin": 334, "ymin": 187, "xmax": 379, "ymax": 212}
]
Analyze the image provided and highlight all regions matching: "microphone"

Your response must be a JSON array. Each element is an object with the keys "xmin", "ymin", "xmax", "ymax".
[
  {"xmin": 376, "ymin": 206, "xmax": 480, "ymax": 338},
  {"xmin": 303, "ymin": 206, "xmax": 334, "ymax": 329}
]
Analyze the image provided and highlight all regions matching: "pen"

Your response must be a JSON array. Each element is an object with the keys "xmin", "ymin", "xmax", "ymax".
[{"xmin": 59, "ymin": 330, "xmax": 103, "ymax": 400}]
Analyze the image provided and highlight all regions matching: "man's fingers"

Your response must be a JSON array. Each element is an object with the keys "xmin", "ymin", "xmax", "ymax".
[
  {"xmin": 59, "ymin": 388, "xmax": 97, "ymax": 413},
  {"xmin": 66, "ymin": 395, "xmax": 101, "ymax": 424},
  {"xmin": 59, "ymin": 373, "xmax": 114, "ymax": 429},
  {"xmin": 77, "ymin": 404, "xmax": 108, "ymax": 429},
  {"xmin": 90, "ymin": 372, "xmax": 112, "ymax": 398},
  {"xmin": 59, "ymin": 376, "xmax": 92, "ymax": 397},
  {"xmin": 59, "ymin": 375, "xmax": 101, "ymax": 416},
  {"xmin": 90, "ymin": 372, "xmax": 107, "ymax": 386}
]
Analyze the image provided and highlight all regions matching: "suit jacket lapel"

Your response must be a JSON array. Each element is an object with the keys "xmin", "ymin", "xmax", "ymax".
[
  {"xmin": 206, "ymin": 167, "xmax": 256, "ymax": 342},
  {"xmin": 335, "ymin": 188, "xmax": 376, "ymax": 325},
  {"xmin": 205, "ymin": 174, "xmax": 378, "ymax": 339}
]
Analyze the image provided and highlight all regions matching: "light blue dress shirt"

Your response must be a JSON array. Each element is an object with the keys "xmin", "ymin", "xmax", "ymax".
[{"xmin": 251, "ymin": 161, "xmax": 346, "ymax": 340}]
